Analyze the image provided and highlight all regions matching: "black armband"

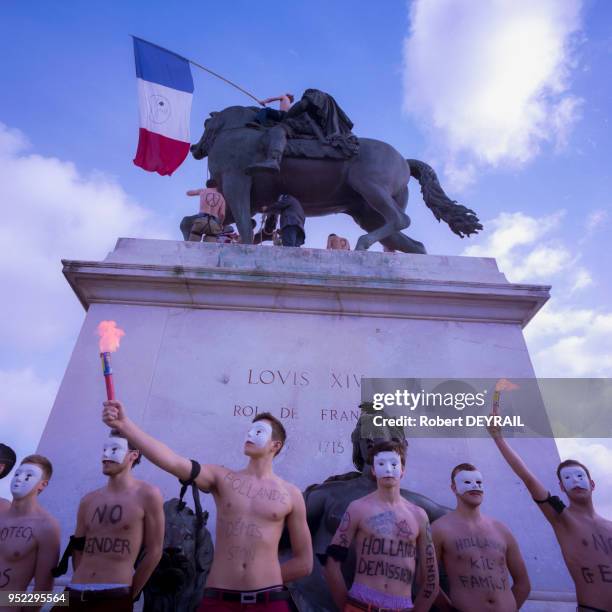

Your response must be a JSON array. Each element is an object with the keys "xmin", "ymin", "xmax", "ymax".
[
  {"xmin": 52, "ymin": 535, "xmax": 86, "ymax": 577},
  {"xmin": 316, "ymin": 544, "xmax": 349, "ymax": 566},
  {"xmin": 71, "ymin": 535, "xmax": 86, "ymax": 550},
  {"xmin": 533, "ymin": 492, "xmax": 566, "ymax": 515}
]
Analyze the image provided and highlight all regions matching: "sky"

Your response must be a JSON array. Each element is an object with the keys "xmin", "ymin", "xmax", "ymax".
[{"xmin": 1, "ymin": 0, "xmax": 611, "ymax": 507}]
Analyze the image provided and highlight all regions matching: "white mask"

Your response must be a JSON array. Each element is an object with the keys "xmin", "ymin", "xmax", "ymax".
[
  {"xmin": 373, "ymin": 451, "xmax": 402, "ymax": 479},
  {"xmin": 560, "ymin": 466, "xmax": 590, "ymax": 491},
  {"xmin": 102, "ymin": 437, "xmax": 129, "ymax": 464},
  {"xmin": 454, "ymin": 470, "xmax": 484, "ymax": 495},
  {"xmin": 245, "ymin": 422, "xmax": 273, "ymax": 448},
  {"xmin": 10, "ymin": 463, "xmax": 44, "ymax": 499}
]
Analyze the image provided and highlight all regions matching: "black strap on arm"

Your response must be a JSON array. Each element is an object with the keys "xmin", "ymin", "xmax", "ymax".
[
  {"xmin": 52, "ymin": 535, "xmax": 86, "ymax": 577},
  {"xmin": 178, "ymin": 459, "xmax": 207, "ymax": 571},
  {"xmin": 533, "ymin": 492, "xmax": 566, "ymax": 515},
  {"xmin": 316, "ymin": 544, "xmax": 349, "ymax": 566}
]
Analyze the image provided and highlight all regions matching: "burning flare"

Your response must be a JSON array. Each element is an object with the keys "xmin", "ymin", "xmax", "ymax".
[
  {"xmin": 96, "ymin": 321, "xmax": 125, "ymax": 401},
  {"xmin": 97, "ymin": 321, "xmax": 125, "ymax": 353},
  {"xmin": 495, "ymin": 378, "xmax": 519, "ymax": 392}
]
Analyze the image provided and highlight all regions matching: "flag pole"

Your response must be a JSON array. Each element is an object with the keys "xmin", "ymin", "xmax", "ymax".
[{"xmin": 131, "ymin": 35, "xmax": 263, "ymax": 106}]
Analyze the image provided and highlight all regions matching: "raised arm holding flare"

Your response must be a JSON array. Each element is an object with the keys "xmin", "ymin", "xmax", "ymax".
[
  {"xmin": 102, "ymin": 399, "xmax": 312, "ymax": 612},
  {"xmin": 488, "ymin": 397, "xmax": 612, "ymax": 612},
  {"xmin": 322, "ymin": 440, "xmax": 438, "ymax": 612}
]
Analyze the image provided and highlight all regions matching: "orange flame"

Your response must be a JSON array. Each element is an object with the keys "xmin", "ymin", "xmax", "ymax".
[
  {"xmin": 97, "ymin": 321, "xmax": 125, "ymax": 353},
  {"xmin": 495, "ymin": 378, "xmax": 519, "ymax": 392}
]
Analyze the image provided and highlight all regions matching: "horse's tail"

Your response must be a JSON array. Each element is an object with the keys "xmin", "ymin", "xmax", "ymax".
[{"xmin": 406, "ymin": 159, "xmax": 482, "ymax": 238}]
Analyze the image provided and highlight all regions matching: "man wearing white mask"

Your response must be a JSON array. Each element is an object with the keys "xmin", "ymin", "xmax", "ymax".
[
  {"xmin": 322, "ymin": 440, "xmax": 438, "ymax": 612},
  {"xmin": 431, "ymin": 463, "xmax": 530, "ymax": 612},
  {"xmin": 489, "ymin": 411, "xmax": 612, "ymax": 612},
  {"xmin": 102, "ymin": 400, "xmax": 312, "ymax": 612},
  {"xmin": 0, "ymin": 454, "xmax": 60, "ymax": 604},
  {"xmin": 60, "ymin": 430, "xmax": 164, "ymax": 611}
]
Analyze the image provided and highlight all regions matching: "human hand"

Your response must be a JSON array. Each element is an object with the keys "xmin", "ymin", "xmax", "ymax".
[
  {"xmin": 102, "ymin": 400, "xmax": 128, "ymax": 432},
  {"xmin": 486, "ymin": 392, "xmax": 503, "ymax": 439}
]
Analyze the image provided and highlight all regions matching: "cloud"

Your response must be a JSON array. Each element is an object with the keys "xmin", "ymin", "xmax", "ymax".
[
  {"xmin": 0, "ymin": 369, "xmax": 58, "ymax": 500},
  {"xmin": 403, "ymin": 0, "xmax": 583, "ymax": 188},
  {"xmin": 463, "ymin": 210, "xmax": 612, "ymax": 377},
  {"xmin": 463, "ymin": 211, "xmax": 574, "ymax": 283},
  {"xmin": 0, "ymin": 122, "xmax": 170, "ymax": 352},
  {"xmin": 556, "ymin": 438, "xmax": 612, "ymax": 517}
]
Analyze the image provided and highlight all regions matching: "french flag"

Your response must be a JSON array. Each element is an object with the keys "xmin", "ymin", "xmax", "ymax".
[{"xmin": 133, "ymin": 37, "xmax": 194, "ymax": 176}]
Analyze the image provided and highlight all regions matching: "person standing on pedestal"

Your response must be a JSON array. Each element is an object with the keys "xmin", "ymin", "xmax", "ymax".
[
  {"xmin": 181, "ymin": 179, "xmax": 227, "ymax": 241},
  {"xmin": 262, "ymin": 195, "xmax": 305, "ymax": 248},
  {"xmin": 102, "ymin": 400, "xmax": 313, "ymax": 612},
  {"xmin": 431, "ymin": 463, "xmax": 530, "ymax": 612}
]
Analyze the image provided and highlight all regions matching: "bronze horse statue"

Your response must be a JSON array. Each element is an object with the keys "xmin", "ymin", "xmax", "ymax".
[{"xmin": 191, "ymin": 106, "xmax": 481, "ymax": 253}]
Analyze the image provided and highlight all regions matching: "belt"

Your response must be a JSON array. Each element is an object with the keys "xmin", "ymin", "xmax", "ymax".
[
  {"xmin": 67, "ymin": 586, "xmax": 132, "ymax": 602},
  {"xmin": 347, "ymin": 596, "xmax": 412, "ymax": 612},
  {"xmin": 203, "ymin": 587, "xmax": 290, "ymax": 604}
]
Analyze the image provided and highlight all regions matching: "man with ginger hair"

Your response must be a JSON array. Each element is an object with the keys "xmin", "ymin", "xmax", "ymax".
[
  {"xmin": 322, "ymin": 440, "xmax": 438, "ymax": 612},
  {"xmin": 488, "ymin": 402, "xmax": 612, "ymax": 612},
  {"xmin": 432, "ymin": 463, "xmax": 530, "ymax": 612},
  {"xmin": 0, "ymin": 454, "xmax": 60, "ymax": 609},
  {"xmin": 102, "ymin": 399, "xmax": 312, "ymax": 611}
]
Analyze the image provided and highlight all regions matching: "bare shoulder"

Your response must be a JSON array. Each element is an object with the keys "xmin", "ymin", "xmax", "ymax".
[
  {"xmin": 490, "ymin": 517, "xmax": 513, "ymax": 539},
  {"xmin": 402, "ymin": 498, "xmax": 428, "ymax": 523},
  {"xmin": 134, "ymin": 479, "xmax": 163, "ymax": 505},
  {"xmin": 80, "ymin": 487, "xmax": 105, "ymax": 506},
  {"xmin": 36, "ymin": 508, "xmax": 61, "ymax": 537},
  {"xmin": 431, "ymin": 510, "xmax": 454, "ymax": 531}
]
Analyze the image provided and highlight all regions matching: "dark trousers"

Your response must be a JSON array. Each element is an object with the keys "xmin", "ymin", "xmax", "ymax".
[{"xmin": 280, "ymin": 225, "xmax": 305, "ymax": 247}]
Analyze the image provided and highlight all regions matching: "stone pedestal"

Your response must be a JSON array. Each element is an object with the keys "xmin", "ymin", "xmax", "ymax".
[{"xmin": 37, "ymin": 239, "xmax": 574, "ymax": 609}]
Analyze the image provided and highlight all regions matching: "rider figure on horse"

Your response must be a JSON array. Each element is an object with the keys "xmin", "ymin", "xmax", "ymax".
[{"xmin": 247, "ymin": 89, "xmax": 359, "ymax": 174}]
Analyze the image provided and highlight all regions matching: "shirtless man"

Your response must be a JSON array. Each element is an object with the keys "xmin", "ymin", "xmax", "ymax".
[
  {"xmin": 489, "ymin": 402, "xmax": 612, "ymax": 612},
  {"xmin": 0, "ymin": 455, "xmax": 60, "ymax": 611},
  {"xmin": 62, "ymin": 430, "xmax": 164, "ymax": 610},
  {"xmin": 432, "ymin": 463, "xmax": 530, "ymax": 612},
  {"xmin": 322, "ymin": 440, "xmax": 438, "ymax": 612},
  {"xmin": 182, "ymin": 178, "xmax": 227, "ymax": 241},
  {"xmin": 0, "ymin": 444, "xmax": 17, "ymax": 510},
  {"xmin": 102, "ymin": 399, "xmax": 313, "ymax": 611}
]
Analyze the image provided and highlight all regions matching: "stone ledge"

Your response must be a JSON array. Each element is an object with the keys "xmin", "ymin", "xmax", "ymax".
[{"xmin": 62, "ymin": 238, "xmax": 550, "ymax": 327}]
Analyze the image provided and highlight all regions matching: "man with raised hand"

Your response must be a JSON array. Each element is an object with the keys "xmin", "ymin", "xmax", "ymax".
[
  {"xmin": 488, "ymin": 402, "xmax": 612, "ymax": 612},
  {"xmin": 322, "ymin": 440, "xmax": 438, "ymax": 612},
  {"xmin": 431, "ymin": 463, "xmax": 530, "ymax": 612},
  {"xmin": 62, "ymin": 430, "xmax": 164, "ymax": 610},
  {"xmin": 0, "ymin": 444, "xmax": 17, "ymax": 510},
  {"xmin": 0, "ymin": 454, "xmax": 60, "ymax": 608},
  {"xmin": 102, "ymin": 399, "xmax": 312, "ymax": 612}
]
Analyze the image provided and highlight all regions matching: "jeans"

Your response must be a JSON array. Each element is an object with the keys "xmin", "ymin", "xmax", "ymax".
[{"xmin": 281, "ymin": 225, "xmax": 305, "ymax": 247}]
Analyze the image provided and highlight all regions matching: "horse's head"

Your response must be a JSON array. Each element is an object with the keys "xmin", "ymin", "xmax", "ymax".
[{"xmin": 191, "ymin": 106, "xmax": 259, "ymax": 160}]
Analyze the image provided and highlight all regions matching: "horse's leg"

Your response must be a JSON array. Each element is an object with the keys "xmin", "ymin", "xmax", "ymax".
[
  {"xmin": 380, "ymin": 231, "xmax": 426, "ymax": 254},
  {"xmin": 347, "ymin": 178, "xmax": 410, "ymax": 251},
  {"xmin": 222, "ymin": 172, "xmax": 253, "ymax": 244}
]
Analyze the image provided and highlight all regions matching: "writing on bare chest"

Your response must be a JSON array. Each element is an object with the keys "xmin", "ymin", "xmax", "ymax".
[
  {"xmin": 223, "ymin": 472, "xmax": 289, "ymax": 506},
  {"xmin": 90, "ymin": 503, "xmax": 124, "ymax": 526},
  {"xmin": 0, "ymin": 525, "xmax": 34, "ymax": 544},
  {"xmin": 365, "ymin": 510, "xmax": 415, "ymax": 539}
]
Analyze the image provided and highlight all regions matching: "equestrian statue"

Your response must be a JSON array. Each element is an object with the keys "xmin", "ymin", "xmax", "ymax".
[{"xmin": 190, "ymin": 89, "xmax": 482, "ymax": 253}]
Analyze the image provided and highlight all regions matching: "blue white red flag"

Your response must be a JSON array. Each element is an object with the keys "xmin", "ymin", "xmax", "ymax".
[{"xmin": 132, "ymin": 37, "xmax": 194, "ymax": 176}]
